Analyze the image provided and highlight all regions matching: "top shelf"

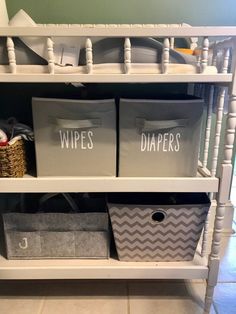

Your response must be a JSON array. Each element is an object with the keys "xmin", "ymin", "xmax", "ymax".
[
  {"xmin": 0, "ymin": 74, "xmax": 232, "ymax": 84},
  {"xmin": 0, "ymin": 25, "xmax": 235, "ymax": 83},
  {"xmin": 1, "ymin": 25, "xmax": 236, "ymax": 37}
]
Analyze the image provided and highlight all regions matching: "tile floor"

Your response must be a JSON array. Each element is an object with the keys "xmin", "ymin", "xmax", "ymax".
[{"xmin": 0, "ymin": 179, "xmax": 235, "ymax": 314}]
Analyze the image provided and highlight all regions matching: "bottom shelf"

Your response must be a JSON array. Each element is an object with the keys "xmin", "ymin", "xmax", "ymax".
[{"xmin": 0, "ymin": 250, "xmax": 208, "ymax": 280}]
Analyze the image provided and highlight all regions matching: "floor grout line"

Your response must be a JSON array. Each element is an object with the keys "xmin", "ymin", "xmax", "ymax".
[
  {"xmin": 37, "ymin": 297, "xmax": 46, "ymax": 314},
  {"xmin": 126, "ymin": 281, "xmax": 131, "ymax": 314}
]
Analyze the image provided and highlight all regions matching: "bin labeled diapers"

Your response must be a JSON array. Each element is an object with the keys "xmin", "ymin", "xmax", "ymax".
[
  {"xmin": 32, "ymin": 98, "xmax": 116, "ymax": 176},
  {"xmin": 119, "ymin": 98, "xmax": 204, "ymax": 177}
]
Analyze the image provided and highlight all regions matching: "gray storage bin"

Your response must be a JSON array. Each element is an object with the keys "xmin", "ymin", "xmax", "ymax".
[
  {"xmin": 32, "ymin": 97, "xmax": 116, "ymax": 176},
  {"xmin": 108, "ymin": 193, "xmax": 210, "ymax": 261},
  {"xmin": 3, "ymin": 212, "xmax": 109, "ymax": 259},
  {"xmin": 119, "ymin": 97, "xmax": 204, "ymax": 177}
]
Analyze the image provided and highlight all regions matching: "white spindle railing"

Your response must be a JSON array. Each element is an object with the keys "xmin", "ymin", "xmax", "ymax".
[
  {"xmin": 170, "ymin": 37, "xmax": 175, "ymax": 49},
  {"xmin": 86, "ymin": 38, "xmax": 93, "ymax": 74},
  {"xmin": 210, "ymin": 37, "xmax": 234, "ymax": 73},
  {"xmin": 124, "ymin": 37, "xmax": 131, "ymax": 74},
  {"xmin": 196, "ymin": 55, "xmax": 201, "ymax": 72},
  {"xmin": 201, "ymin": 37, "xmax": 209, "ymax": 73},
  {"xmin": 205, "ymin": 87, "xmax": 236, "ymax": 312},
  {"xmin": 211, "ymin": 88, "xmax": 226, "ymax": 178},
  {"xmin": 222, "ymin": 48, "xmax": 230, "ymax": 74},
  {"xmin": 162, "ymin": 38, "xmax": 170, "ymax": 74},
  {"xmin": 7, "ymin": 37, "xmax": 16, "ymax": 74},
  {"xmin": 201, "ymin": 87, "xmax": 226, "ymax": 257},
  {"xmin": 202, "ymin": 85, "xmax": 214, "ymax": 168},
  {"xmin": 47, "ymin": 37, "xmax": 55, "ymax": 74},
  {"xmin": 212, "ymin": 51, "xmax": 218, "ymax": 68}
]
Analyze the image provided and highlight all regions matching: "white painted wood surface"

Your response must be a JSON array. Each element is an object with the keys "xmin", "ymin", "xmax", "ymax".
[
  {"xmin": 162, "ymin": 38, "xmax": 170, "ymax": 74},
  {"xmin": 0, "ymin": 175, "xmax": 219, "ymax": 193},
  {"xmin": 222, "ymin": 48, "xmax": 230, "ymax": 73},
  {"xmin": 202, "ymin": 85, "xmax": 214, "ymax": 168},
  {"xmin": 0, "ymin": 25, "xmax": 235, "ymax": 80},
  {"xmin": 211, "ymin": 87, "xmax": 226, "ymax": 178},
  {"xmin": 6, "ymin": 37, "xmax": 16, "ymax": 73},
  {"xmin": 124, "ymin": 37, "xmax": 131, "ymax": 74},
  {"xmin": 47, "ymin": 37, "xmax": 54, "ymax": 74},
  {"xmin": 205, "ymin": 48, "xmax": 236, "ymax": 312},
  {"xmin": 1, "ymin": 26, "xmax": 236, "ymax": 37},
  {"xmin": 201, "ymin": 37, "xmax": 209, "ymax": 73},
  {"xmin": 205, "ymin": 202, "xmax": 225, "ymax": 312},
  {"xmin": 0, "ymin": 251, "xmax": 208, "ymax": 280},
  {"xmin": 86, "ymin": 38, "xmax": 93, "ymax": 74},
  {"xmin": 0, "ymin": 73, "xmax": 232, "ymax": 83},
  {"xmin": 201, "ymin": 87, "xmax": 226, "ymax": 257},
  {"xmin": 0, "ymin": 25, "xmax": 236, "ymax": 314}
]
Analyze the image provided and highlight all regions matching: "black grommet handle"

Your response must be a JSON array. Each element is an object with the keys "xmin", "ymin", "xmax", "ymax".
[{"xmin": 152, "ymin": 211, "xmax": 166, "ymax": 223}]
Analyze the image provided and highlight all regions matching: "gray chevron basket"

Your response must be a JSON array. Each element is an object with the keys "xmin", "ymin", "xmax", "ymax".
[{"xmin": 108, "ymin": 193, "xmax": 210, "ymax": 262}]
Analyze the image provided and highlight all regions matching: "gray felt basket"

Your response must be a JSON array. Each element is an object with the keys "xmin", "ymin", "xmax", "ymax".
[
  {"xmin": 3, "ymin": 212, "xmax": 109, "ymax": 259},
  {"xmin": 108, "ymin": 193, "xmax": 210, "ymax": 262}
]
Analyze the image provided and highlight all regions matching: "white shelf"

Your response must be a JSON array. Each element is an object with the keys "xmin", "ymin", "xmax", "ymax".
[
  {"xmin": 0, "ymin": 73, "xmax": 232, "ymax": 83},
  {"xmin": 1, "ymin": 25, "xmax": 236, "ymax": 37},
  {"xmin": 0, "ymin": 174, "xmax": 218, "ymax": 193},
  {"xmin": 0, "ymin": 252, "xmax": 208, "ymax": 280}
]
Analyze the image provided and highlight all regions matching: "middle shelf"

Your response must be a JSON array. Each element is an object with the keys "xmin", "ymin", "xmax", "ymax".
[{"xmin": 0, "ymin": 173, "xmax": 219, "ymax": 193}]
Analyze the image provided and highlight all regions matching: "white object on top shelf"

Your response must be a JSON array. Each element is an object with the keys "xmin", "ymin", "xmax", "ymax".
[
  {"xmin": 8, "ymin": 10, "xmax": 81, "ymax": 66},
  {"xmin": 0, "ymin": 0, "xmax": 8, "ymax": 26}
]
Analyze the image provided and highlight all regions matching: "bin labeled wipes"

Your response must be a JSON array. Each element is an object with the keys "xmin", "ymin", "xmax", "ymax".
[{"xmin": 32, "ymin": 98, "xmax": 116, "ymax": 176}]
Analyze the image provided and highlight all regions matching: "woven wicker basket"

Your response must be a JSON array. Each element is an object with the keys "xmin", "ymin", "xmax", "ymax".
[{"xmin": 0, "ymin": 139, "xmax": 26, "ymax": 177}]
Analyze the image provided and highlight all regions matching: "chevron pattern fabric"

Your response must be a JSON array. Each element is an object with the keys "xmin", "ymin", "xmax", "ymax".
[{"xmin": 109, "ymin": 204, "xmax": 209, "ymax": 262}]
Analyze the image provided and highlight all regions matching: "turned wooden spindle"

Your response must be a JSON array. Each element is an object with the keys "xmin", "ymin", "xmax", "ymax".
[
  {"xmin": 201, "ymin": 37, "xmax": 209, "ymax": 73},
  {"xmin": 204, "ymin": 201, "xmax": 226, "ymax": 314},
  {"xmin": 201, "ymin": 87, "xmax": 225, "ymax": 257},
  {"xmin": 202, "ymin": 85, "xmax": 214, "ymax": 168},
  {"xmin": 124, "ymin": 37, "xmax": 131, "ymax": 74},
  {"xmin": 162, "ymin": 38, "xmax": 170, "ymax": 74},
  {"xmin": 170, "ymin": 37, "xmax": 175, "ymax": 49},
  {"xmin": 7, "ymin": 37, "xmax": 16, "ymax": 74},
  {"xmin": 211, "ymin": 88, "xmax": 226, "ymax": 178},
  {"xmin": 222, "ymin": 48, "xmax": 230, "ymax": 74},
  {"xmin": 47, "ymin": 37, "xmax": 55, "ymax": 74},
  {"xmin": 86, "ymin": 38, "xmax": 93, "ymax": 74},
  {"xmin": 223, "ymin": 95, "xmax": 236, "ymax": 165},
  {"xmin": 196, "ymin": 55, "xmax": 201, "ymax": 72},
  {"xmin": 204, "ymin": 92, "xmax": 236, "ymax": 313}
]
